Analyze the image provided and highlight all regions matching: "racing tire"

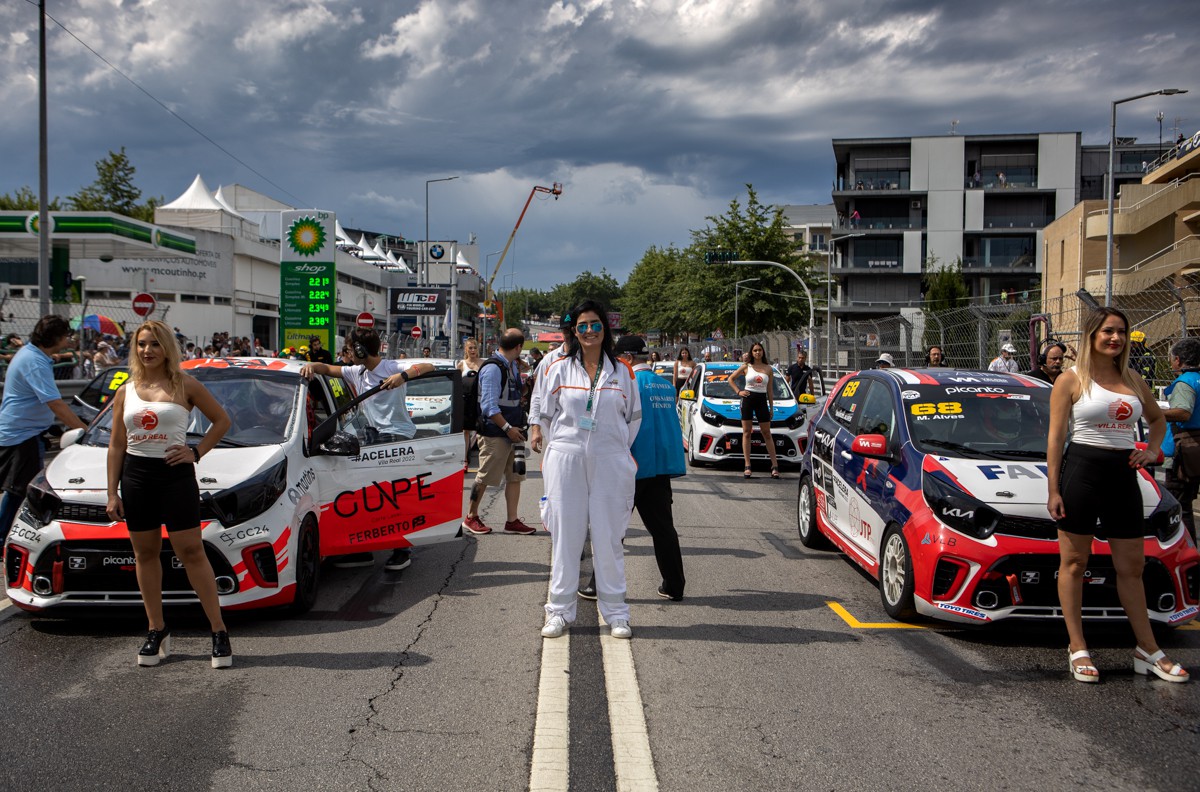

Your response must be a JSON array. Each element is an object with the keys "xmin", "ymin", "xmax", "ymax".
[
  {"xmin": 879, "ymin": 524, "xmax": 916, "ymax": 621},
  {"xmin": 796, "ymin": 476, "xmax": 830, "ymax": 549},
  {"xmin": 289, "ymin": 516, "xmax": 321, "ymax": 615},
  {"xmin": 687, "ymin": 429, "xmax": 705, "ymax": 468}
]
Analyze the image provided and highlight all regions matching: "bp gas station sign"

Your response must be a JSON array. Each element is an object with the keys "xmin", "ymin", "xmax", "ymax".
[{"xmin": 280, "ymin": 210, "xmax": 336, "ymax": 351}]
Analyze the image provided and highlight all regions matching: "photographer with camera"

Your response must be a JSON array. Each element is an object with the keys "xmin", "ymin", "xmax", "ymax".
[{"xmin": 462, "ymin": 329, "xmax": 535, "ymax": 536}]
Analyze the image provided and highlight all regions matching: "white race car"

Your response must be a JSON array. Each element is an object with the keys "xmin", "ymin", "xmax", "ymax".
[
  {"xmin": 4, "ymin": 357, "xmax": 466, "ymax": 615},
  {"xmin": 677, "ymin": 361, "xmax": 814, "ymax": 466}
]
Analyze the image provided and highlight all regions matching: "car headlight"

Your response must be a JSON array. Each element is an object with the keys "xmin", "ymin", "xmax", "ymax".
[
  {"xmin": 922, "ymin": 472, "xmax": 1000, "ymax": 540},
  {"xmin": 700, "ymin": 406, "xmax": 724, "ymax": 425},
  {"xmin": 203, "ymin": 458, "xmax": 288, "ymax": 527},
  {"xmin": 1146, "ymin": 490, "xmax": 1183, "ymax": 542},
  {"xmin": 20, "ymin": 470, "xmax": 61, "ymax": 529}
]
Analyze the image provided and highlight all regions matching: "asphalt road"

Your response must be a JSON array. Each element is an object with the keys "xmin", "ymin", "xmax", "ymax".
[{"xmin": 1, "ymin": 454, "xmax": 1197, "ymax": 792}]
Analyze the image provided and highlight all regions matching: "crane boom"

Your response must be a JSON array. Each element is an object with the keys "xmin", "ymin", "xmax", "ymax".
[{"xmin": 485, "ymin": 182, "xmax": 562, "ymax": 304}]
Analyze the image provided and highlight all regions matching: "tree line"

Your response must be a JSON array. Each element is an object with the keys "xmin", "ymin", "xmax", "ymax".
[{"xmin": 0, "ymin": 147, "xmax": 161, "ymax": 222}]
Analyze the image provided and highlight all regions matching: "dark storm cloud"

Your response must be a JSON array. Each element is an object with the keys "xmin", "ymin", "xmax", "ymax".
[{"xmin": 1, "ymin": 0, "xmax": 1198, "ymax": 287}]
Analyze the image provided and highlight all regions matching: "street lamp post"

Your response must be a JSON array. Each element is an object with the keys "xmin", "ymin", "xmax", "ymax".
[
  {"xmin": 734, "ymin": 278, "xmax": 760, "ymax": 340},
  {"xmin": 826, "ymin": 233, "xmax": 864, "ymax": 373},
  {"xmin": 1105, "ymin": 89, "xmax": 1187, "ymax": 306}
]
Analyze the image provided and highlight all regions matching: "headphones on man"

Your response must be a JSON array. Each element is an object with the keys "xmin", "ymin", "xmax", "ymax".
[
  {"xmin": 924, "ymin": 346, "xmax": 946, "ymax": 365},
  {"xmin": 1038, "ymin": 340, "xmax": 1067, "ymax": 366},
  {"xmin": 350, "ymin": 329, "xmax": 368, "ymax": 360}
]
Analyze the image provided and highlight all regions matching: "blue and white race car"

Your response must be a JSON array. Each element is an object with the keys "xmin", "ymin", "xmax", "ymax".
[{"xmin": 677, "ymin": 361, "xmax": 813, "ymax": 467}]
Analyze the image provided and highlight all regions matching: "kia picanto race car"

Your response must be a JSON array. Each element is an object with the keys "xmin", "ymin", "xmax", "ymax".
[
  {"xmin": 4, "ymin": 357, "xmax": 466, "ymax": 615},
  {"xmin": 796, "ymin": 367, "xmax": 1199, "ymax": 626},
  {"xmin": 678, "ymin": 361, "xmax": 812, "ymax": 467}
]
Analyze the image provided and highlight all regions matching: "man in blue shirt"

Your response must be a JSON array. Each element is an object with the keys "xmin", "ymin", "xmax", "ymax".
[
  {"xmin": 615, "ymin": 334, "xmax": 686, "ymax": 600},
  {"xmin": 0, "ymin": 316, "xmax": 88, "ymax": 540},
  {"xmin": 462, "ymin": 329, "xmax": 534, "ymax": 536}
]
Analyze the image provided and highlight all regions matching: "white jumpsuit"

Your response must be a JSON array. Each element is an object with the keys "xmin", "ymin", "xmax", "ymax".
[{"xmin": 535, "ymin": 353, "xmax": 641, "ymax": 624}]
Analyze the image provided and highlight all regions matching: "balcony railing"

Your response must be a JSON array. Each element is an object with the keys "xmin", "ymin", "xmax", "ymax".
[
  {"xmin": 981, "ymin": 215, "xmax": 1053, "ymax": 228},
  {"xmin": 961, "ymin": 255, "xmax": 1036, "ymax": 269},
  {"xmin": 836, "ymin": 216, "xmax": 918, "ymax": 230}
]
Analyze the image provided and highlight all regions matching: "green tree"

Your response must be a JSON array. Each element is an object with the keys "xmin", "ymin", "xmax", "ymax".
[
  {"xmin": 0, "ymin": 185, "xmax": 61, "ymax": 210},
  {"xmin": 921, "ymin": 256, "xmax": 971, "ymax": 356},
  {"xmin": 622, "ymin": 246, "xmax": 690, "ymax": 336},
  {"xmin": 550, "ymin": 269, "xmax": 623, "ymax": 315},
  {"xmin": 686, "ymin": 185, "xmax": 821, "ymax": 335},
  {"xmin": 68, "ymin": 147, "xmax": 161, "ymax": 221}
]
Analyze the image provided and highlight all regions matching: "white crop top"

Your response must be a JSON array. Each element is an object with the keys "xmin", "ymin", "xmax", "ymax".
[
  {"xmin": 123, "ymin": 384, "xmax": 189, "ymax": 458},
  {"xmin": 744, "ymin": 366, "xmax": 770, "ymax": 394},
  {"xmin": 676, "ymin": 363, "xmax": 694, "ymax": 381},
  {"xmin": 1071, "ymin": 382, "xmax": 1141, "ymax": 450}
]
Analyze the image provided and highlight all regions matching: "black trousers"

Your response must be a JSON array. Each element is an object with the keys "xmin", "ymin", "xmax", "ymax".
[
  {"xmin": 1165, "ymin": 466, "xmax": 1199, "ymax": 543},
  {"xmin": 634, "ymin": 475, "xmax": 686, "ymax": 598}
]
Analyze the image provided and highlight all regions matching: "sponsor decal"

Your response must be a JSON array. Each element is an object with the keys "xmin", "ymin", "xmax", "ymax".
[
  {"xmin": 68, "ymin": 556, "xmax": 86, "ymax": 570},
  {"xmin": 1006, "ymin": 394, "xmax": 1030, "ymax": 401},
  {"xmin": 901, "ymin": 390, "xmax": 920, "ymax": 400},
  {"xmin": 922, "ymin": 532, "xmax": 931, "ymax": 545},
  {"xmin": 349, "ymin": 446, "xmax": 417, "ymax": 464},
  {"xmin": 947, "ymin": 375, "xmax": 1011, "ymax": 384},
  {"xmin": 1168, "ymin": 605, "xmax": 1200, "ymax": 624},
  {"xmin": 171, "ymin": 556, "xmax": 185, "ymax": 570},
  {"xmin": 9, "ymin": 525, "xmax": 43, "ymax": 545},
  {"xmin": 218, "ymin": 525, "xmax": 272, "ymax": 547},
  {"xmin": 977, "ymin": 463, "xmax": 1048, "ymax": 480},
  {"xmin": 136, "ymin": 409, "xmax": 159, "ymax": 430},
  {"xmin": 1020, "ymin": 571, "xmax": 1040, "ymax": 584},
  {"xmin": 287, "ymin": 467, "xmax": 317, "ymax": 505},
  {"xmin": 921, "ymin": 532, "xmax": 957, "ymax": 546},
  {"xmin": 942, "ymin": 506, "xmax": 975, "ymax": 519},
  {"xmin": 936, "ymin": 602, "xmax": 991, "ymax": 621},
  {"xmin": 1053, "ymin": 570, "xmax": 1107, "ymax": 584},
  {"xmin": 1108, "ymin": 400, "xmax": 1135, "ymax": 421},
  {"xmin": 103, "ymin": 555, "xmax": 137, "ymax": 566},
  {"xmin": 846, "ymin": 498, "xmax": 873, "ymax": 540},
  {"xmin": 945, "ymin": 387, "xmax": 1005, "ymax": 394},
  {"xmin": 320, "ymin": 470, "xmax": 463, "ymax": 556}
]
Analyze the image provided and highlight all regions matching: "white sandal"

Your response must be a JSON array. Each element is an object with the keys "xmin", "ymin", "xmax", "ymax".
[
  {"xmin": 1134, "ymin": 647, "xmax": 1190, "ymax": 683},
  {"xmin": 1068, "ymin": 648, "xmax": 1100, "ymax": 683}
]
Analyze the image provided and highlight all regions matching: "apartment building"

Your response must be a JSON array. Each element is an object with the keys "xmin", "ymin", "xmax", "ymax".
[
  {"xmin": 1043, "ymin": 129, "xmax": 1200, "ymax": 341},
  {"xmin": 829, "ymin": 133, "xmax": 1082, "ymax": 319}
]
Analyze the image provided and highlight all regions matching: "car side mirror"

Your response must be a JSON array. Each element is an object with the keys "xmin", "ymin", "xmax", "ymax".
[
  {"xmin": 851, "ymin": 433, "xmax": 892, "ymax": 460},
  {"xmin": 679, "ymin": 389, "xmax": 696, "ymax": 401},
  {"xmin": 60, "ymin": 428, "xmax": 85, "ymax": 449},
  {"xmin": 319, "ymin": 430, "xmax": 361, "ymax": 457},
  {"xmin": 798, "ymin": 393, "xmax": 816, "ymax": 404}
]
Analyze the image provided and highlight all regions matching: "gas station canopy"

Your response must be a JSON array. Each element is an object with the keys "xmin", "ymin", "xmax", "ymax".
[{"xmin": 0, "ymin": 211, "xmax": 196, "ymax": 259}]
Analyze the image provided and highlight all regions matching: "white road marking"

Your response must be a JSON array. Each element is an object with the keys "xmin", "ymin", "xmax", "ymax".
[
  {"xmin": 599, "ymin": 613, "xmax": 659, "ymax": 792},
  {"xmin": 529, "ymin": 632, "xmax": 570, "ymax": 792}
]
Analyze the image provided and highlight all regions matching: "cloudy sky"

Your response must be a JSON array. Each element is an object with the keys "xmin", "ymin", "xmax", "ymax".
[{"xmin": 1, "ymin": 0, "xmax": 1197, "ymax": 289}]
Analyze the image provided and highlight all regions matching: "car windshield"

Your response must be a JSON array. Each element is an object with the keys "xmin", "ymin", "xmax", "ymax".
[
  {"xmin": 78, "ymin": 369, "xmax": 301, "ymax": 449},
  {"xmin": 903, "ymin": 383, "xmax": 1051, "ymax": 458},
  {"xmin": 703, "ymin": 369, "xmax": 791, "ymax": 400}
]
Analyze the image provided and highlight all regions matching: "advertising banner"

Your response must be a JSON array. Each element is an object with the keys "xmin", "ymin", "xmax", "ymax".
[
  {"xmin": 280, "ymin": 210, "xmax": 336, "ymax": 351},
  {"xmin": 389, "ymin": 288, "xmax": 447, "ymax": 315}
]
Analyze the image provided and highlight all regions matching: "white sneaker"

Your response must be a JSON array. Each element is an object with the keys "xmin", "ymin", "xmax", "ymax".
[
  {"xmin": 541, "ymin": 615, "xmax": 568, "ymax": 638},
  {"xmin": 609, "ymin": 619, "xmax": 632, "ymax": 639}
]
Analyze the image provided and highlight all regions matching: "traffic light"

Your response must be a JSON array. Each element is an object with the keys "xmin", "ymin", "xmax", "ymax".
[{"xmin": 704, "ymin": 249, "xmax": 736, "ymax": 264}]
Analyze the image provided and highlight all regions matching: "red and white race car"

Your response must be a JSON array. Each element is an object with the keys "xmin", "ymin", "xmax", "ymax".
[{"xmin": 4, "ymin": 358, "xmax": 466, "ymax": 614}]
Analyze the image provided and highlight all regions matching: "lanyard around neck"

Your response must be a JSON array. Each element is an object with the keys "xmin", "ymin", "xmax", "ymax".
[{"xmin": 584, "ymin": 358, "xmax": 605, "ymax": 415}]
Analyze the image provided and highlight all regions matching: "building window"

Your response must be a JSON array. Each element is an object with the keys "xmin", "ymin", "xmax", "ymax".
[{"xmin": 214, "ymin": 296, "xmax": 232, "ymax": 306}]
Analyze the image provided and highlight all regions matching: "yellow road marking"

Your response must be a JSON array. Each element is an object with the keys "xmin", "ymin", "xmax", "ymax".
[
  {"xmin": 1177, "ymin": 621, "xmax": 1200, "ymax": 631},
  {"xmin": 826, "ymin": 600, "xmax": 928, "ymax": 629}
]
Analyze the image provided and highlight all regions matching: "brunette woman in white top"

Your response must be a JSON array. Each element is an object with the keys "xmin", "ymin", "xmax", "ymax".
[
  {"xmin": 1047, "ymin": 307, "xmax": 1187, "ymax": 683},
  {"xmin": 673, "ymin": 347, "xmax": 695, "ymax": 395},
  {"xmin": 458, "ymin": 338, "xmax": 485, "ymax": 468},
  {"xmin": 106, "ymin": 321, "xmax": 232, "ymax": 668},
  {"xmin": 728, "ymin": 342, "xmax": 780, "ymax": 478}
]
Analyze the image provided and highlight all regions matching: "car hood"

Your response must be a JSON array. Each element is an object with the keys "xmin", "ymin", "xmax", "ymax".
[
  {"xmin": 47, "ymin": 443, "xmax": 286, "ymax": 493},
  {"xmin": 925, "ymin": 455, "xmax": 1158, "ymax": 514},
  {"xmin": 703, "ymin": 398, "xmax": 797, "ymax": 422}
]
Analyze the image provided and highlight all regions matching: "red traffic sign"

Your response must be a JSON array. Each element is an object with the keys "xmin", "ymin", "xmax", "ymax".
[
  {"xmin": 356, "ymin": 312, "xmax": 375, "ymax": 329},
  {"xmin": 132, "ymin": 293, "xmax": 156, "ymax": 318},
  {"xmin": 410, "ymin": 325, "xmax": 423, "ymax": 340}
]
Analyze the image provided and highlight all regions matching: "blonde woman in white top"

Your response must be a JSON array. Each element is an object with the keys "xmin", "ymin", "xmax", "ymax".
[
  {"xmin": 106, "ymin": 320, "xmax": 232, "ymax": 668},
  {"xmin": 1047, "ymin": 307, "xmax": 1186, "ymax": 683},
  {"xmin": 458, "ymin": 338, "xmax": 485, "ymax": 467}
]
